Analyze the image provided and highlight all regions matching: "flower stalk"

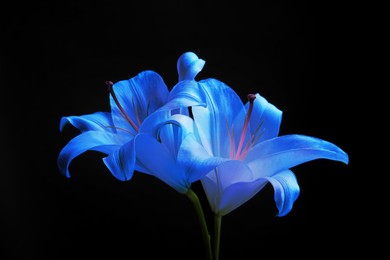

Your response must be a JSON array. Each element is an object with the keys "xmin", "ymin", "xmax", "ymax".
[
  {"xmin": 214, "ymin": 214, "xmax": 222, "ymax": 260},
  {"xmin": 185, "ymin": 189, "xmax": 213, "ymax": 260}
]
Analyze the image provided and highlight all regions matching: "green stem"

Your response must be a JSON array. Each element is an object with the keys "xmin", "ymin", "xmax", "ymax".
[
  {"xmin": 185, "ymin": 189, "xmax": 213, "ymax": 260},
  {"xmin": 214, "ymin": 214, "xmax": 222, "ymax": 260}
]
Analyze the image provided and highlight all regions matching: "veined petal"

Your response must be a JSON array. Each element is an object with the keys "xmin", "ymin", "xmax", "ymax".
[
  {"xmin": 156, "ymin": 114, "xmax": 202, "ymax": 161},
  {"xmin": 161, "ymin": 80, "xmax": 207, "ymax": 111},
  {"xmin": 178, "ymin": 134, "xmax": 228, "ymax": 183},
  {"xmin": 263, "ymin": 170, "xmax": 300, "ymax": 217},
  {"xmin": 216, "ymin": 160, "xmax": 254, "ymax": 188},
  {"xmin": 103, "ymin": 137, "xmax": 138, "ymax": 181},
  {"xmin": 246, "ymin": 93, "xmax": 282, "ymax": 143},
  {"xmin": 110, "ymin": 70, "xmax": 169, "ymax": 130},
  {"xmin": 135, "ymin": 133, "xmax": 189, "ymax": 193},
  {"xmin": 140, "ymin": 113, "xmax": 199, "ymax": 148},
  {"xmin": 59, "ymin": 112, "xmax": 115, "ymax": 133},
  {"xmin": 217, "ymin": 179, "xmax": 269, "ymax": 216},
  {"xmin": 177, "ymin": 52, "xmax": 205, "ymax": 81},
  {"xmin": 189, "ymin": 107, "xmax": 214, "ymax": 154},
  {"xmin": 201, "ymin": 160, "xmax": 267, "ymax": 216},
  {"xmin": 157, "ymin": 114, "xmax": 198, "ymax": 141},
  {"xmin": 245, "ymin": 134, "xmax": 349, "ymax": 179},
  {"xmin": 138, "ymin": 109, "xmax": 171, "ymax": 137},
  {"xmin": 57, "ymin": 131, "xmax": 127, "ymax": 178},
  {"xmin": 192, "ymin": 78, "xmax": 246, "ymax": 157}
]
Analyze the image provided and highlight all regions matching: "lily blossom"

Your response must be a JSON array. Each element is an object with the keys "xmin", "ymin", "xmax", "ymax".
[
  {"xmin": 161, "ymin": 53, "xmax": 349, "ymax": 216},
  {"xmin": 57, "ymin": 51, "xmax": 219, "ymax": 193},
  {"xmin": 57, "ymin": 71, "xmax": 170, "ymax": 181}
]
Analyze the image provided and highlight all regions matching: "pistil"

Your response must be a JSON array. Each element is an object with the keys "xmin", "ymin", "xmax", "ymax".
[
  {"xmin": 105, "ymin": 81, "xmax": 139, "ymax": 132},
  {"xmin": 234, "ymin": 94, "xmax": 256, "ymax": 160}
]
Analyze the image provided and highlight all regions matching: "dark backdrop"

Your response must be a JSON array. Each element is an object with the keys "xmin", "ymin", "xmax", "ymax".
[{"xmin": 2, "ymin": 1, "xmax": 362, "ymax": 259}]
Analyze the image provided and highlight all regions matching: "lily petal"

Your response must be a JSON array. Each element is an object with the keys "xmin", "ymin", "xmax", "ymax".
[
  {"xmin": 201, "ymin": 160, "xmax": 266, "ymax": 216},
  {"xmin": 102, "ymin": 137, "xmax": 138, "ymax": 181},
  {"xmin": 58, "ymin": 131, "xmax": 127, "ymax": 178},
  {"xmin": 162, "ymin": 80, "xmax": 208, "ymax": 111},
  {"xmin": 263, "ymin": 170, "xmax": 300, "ymax": 217},
  {"xmin": 178, "ymin": 134, "xmax": 228, "ymax": 183},
  {"xmin": 135, "ymin": 133, "xmax": 189, "ymax": 193},
  {"xmin": 59, "ymin": 112, "xmax": 115, "ymax": 133},
  {"xmin": 177, "ymin": 52, "xmax": 205, "ymax": 81},
  {"xmin": 192, "ymin": 78, "xmax": 246, "ymax": 157},
  {"xmin": 110, "ymin": 70, "xmax": 169, "ymax": 130},
  {"xmin": 247, "ymin": 93, "xmax": 283, "ymax": 143},
  {"xmin": 245, "ymin": 134, "xmax": 349, "ymax": 179}
]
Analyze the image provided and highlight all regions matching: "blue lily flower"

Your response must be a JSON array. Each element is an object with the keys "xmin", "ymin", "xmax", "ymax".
[
  {"xmin": 58, "ymin": 51, "xmax": 221, "ymax": 194},
  {"xmin": 57, "ymin": 70, "xmax": 170, "ymax": 181},
  {"xmin": 161, "ymin": 53, "xmax": 349, "ymax": 217}
]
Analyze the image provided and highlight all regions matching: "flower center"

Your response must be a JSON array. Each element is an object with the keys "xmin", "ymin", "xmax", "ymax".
[
  {"xmin": 105, "ymin": 81, "xmax": 140, "ymax": 132},
  {"xmin": 231, "ymin": 94, "xmax": 257, "ymax": 160}
]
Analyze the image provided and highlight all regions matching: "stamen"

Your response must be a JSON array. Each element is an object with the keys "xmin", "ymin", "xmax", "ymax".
[
  {"xmin": 104, "ymin": 125, "xmax": 137, "ymax": 136},
  {"xmin": 225, "ymin": 118, "xmax": 235, "ymax": 159},
  {"xmin": 105, "ymin": 81, "xmax": 139, "ymax": 132},
  {"xmin": 131, "ymin": 98, "xmax": 143, "ymax": 126},
  {"xmin": 235, "ymin": 94, "xmax": 256, "ymax": 160},
  {"xmin": 146, "ymin": 99, "xmax": 151, "ymax": 117}
]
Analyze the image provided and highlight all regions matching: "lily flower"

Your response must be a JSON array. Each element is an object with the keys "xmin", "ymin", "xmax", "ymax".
[
  {"xmin": 57, "ymin": 70, "xmax": 170, "ymax": 181},
  {"xmin": 57, "ymin": 52, "xmax": 219, "ymax": 193},
  {"xmin": 161, "ymin": 55, "xmax": 349, "ymax": 217}
]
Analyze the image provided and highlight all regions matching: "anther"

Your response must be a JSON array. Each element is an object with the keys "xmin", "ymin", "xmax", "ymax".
[
  {"xmin": 247, "ymin": 93, "xmax": 256, "ymax": 103},
  {"xmin": 105, "ymin": 81, "xmax": 114, "ymax": 91}
]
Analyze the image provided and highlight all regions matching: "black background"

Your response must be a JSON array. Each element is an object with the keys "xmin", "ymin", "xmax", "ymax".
[{"xmin": 2, "ymin": 1, "xmax": 366, "ymax": 259}]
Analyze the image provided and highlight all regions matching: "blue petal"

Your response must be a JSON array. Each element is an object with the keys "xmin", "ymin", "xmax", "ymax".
[
  {"xmin": 201, "ymin": 160, "xmax": 267, "ymax": 216},
  {"xmin": 57, "ymin": 131, "xmax": 127, "ymax": 178},
  {"xmin": 178, "ymin": 134, "xmax": 228, "ymax": 183},
  {"xmin": 246, "ymin": 93, "xmax": 283, "ymax": 143},
  {"xmin": 135, "ymin": 133, "xmax": 190, "ymax": 193},
  {"xmin": 156, "ymin": 114, "xmax": 202, "ymax": 161},
  {"xmin": 142, "ymin": 113, "xmax": 226, "ymax": 183},
  {"xmin": 218, "ymin": 179, "xmax": 269, "ymax": 216},
  {"xmin": 201, "ymin": 175, "xmax": 219, "ymax": 213},
  {"xmin": 162, "ymin": 80, "xmax": 208, "ymax": 111},
  {"xmin": 140, "ymin": 112, "xmax": 196, "ymax": 145},
  {"xmin": 245, "ymin": 134, "xmax": 349, "ymax": 178},
  {"xmin": 177, "ymin": 52, "xmax": 205, "ymax": 81},
  {"xmin": 138, "ymin": 107, "xmax": 169, "ymax": 133},
  {"xmin": 192, "ymin": 78, "xmax": 246, "ymax": 157},
  {"xmin": 141, "ymin": 113, "xmax": 226, "ymax": 185},
  {"xmin": 264, "ymin": 170, "xmax": 300, "ymax": 217},
  {"xmin": 110, "ymin": 70, "xmax": 169, "ymax": 131},
  {"xmin": 60, "ymin": 112, "xmax": 115, "ymax": 133},
  {"xmin": 102, "ymin": 137, "xmax": 137, "ymax": 181}
]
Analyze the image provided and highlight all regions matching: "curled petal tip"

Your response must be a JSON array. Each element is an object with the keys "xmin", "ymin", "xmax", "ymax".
[
  {"xmin": 177, "ymin": 52, "xmax": 205, "ymax": 81},
  {"xmin": 59, "ymin": 117, "xmax": 69, "ymax": 132}
]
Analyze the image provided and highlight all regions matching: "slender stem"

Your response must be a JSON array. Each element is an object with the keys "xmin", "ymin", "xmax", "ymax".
[
  {"xmin": 214, "ymin": 214, "xmax": 222, "ymax": 260},
  {"xmin": 185, "ymin": 189, "xmax": 213, "ymax": 260}
]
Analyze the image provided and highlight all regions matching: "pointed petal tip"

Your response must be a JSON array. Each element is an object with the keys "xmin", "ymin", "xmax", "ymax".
[
  {"xmin": 335, "ymin": 147, "xmax": 349, "ymax": 165},
  {"xmin": 342, "ymin": 153, "xmax": 349, "ymax": 165},
  {"xmin": 59, "ymin": 117, "xmax": 68, "ymax": 132},
  {"xmin": 57, "ymin": 153, "xmax": 71, "ymax": 178},
  {"xmin": 102, "ymin": 156, "xmax": 133, "ymax": 182}
]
